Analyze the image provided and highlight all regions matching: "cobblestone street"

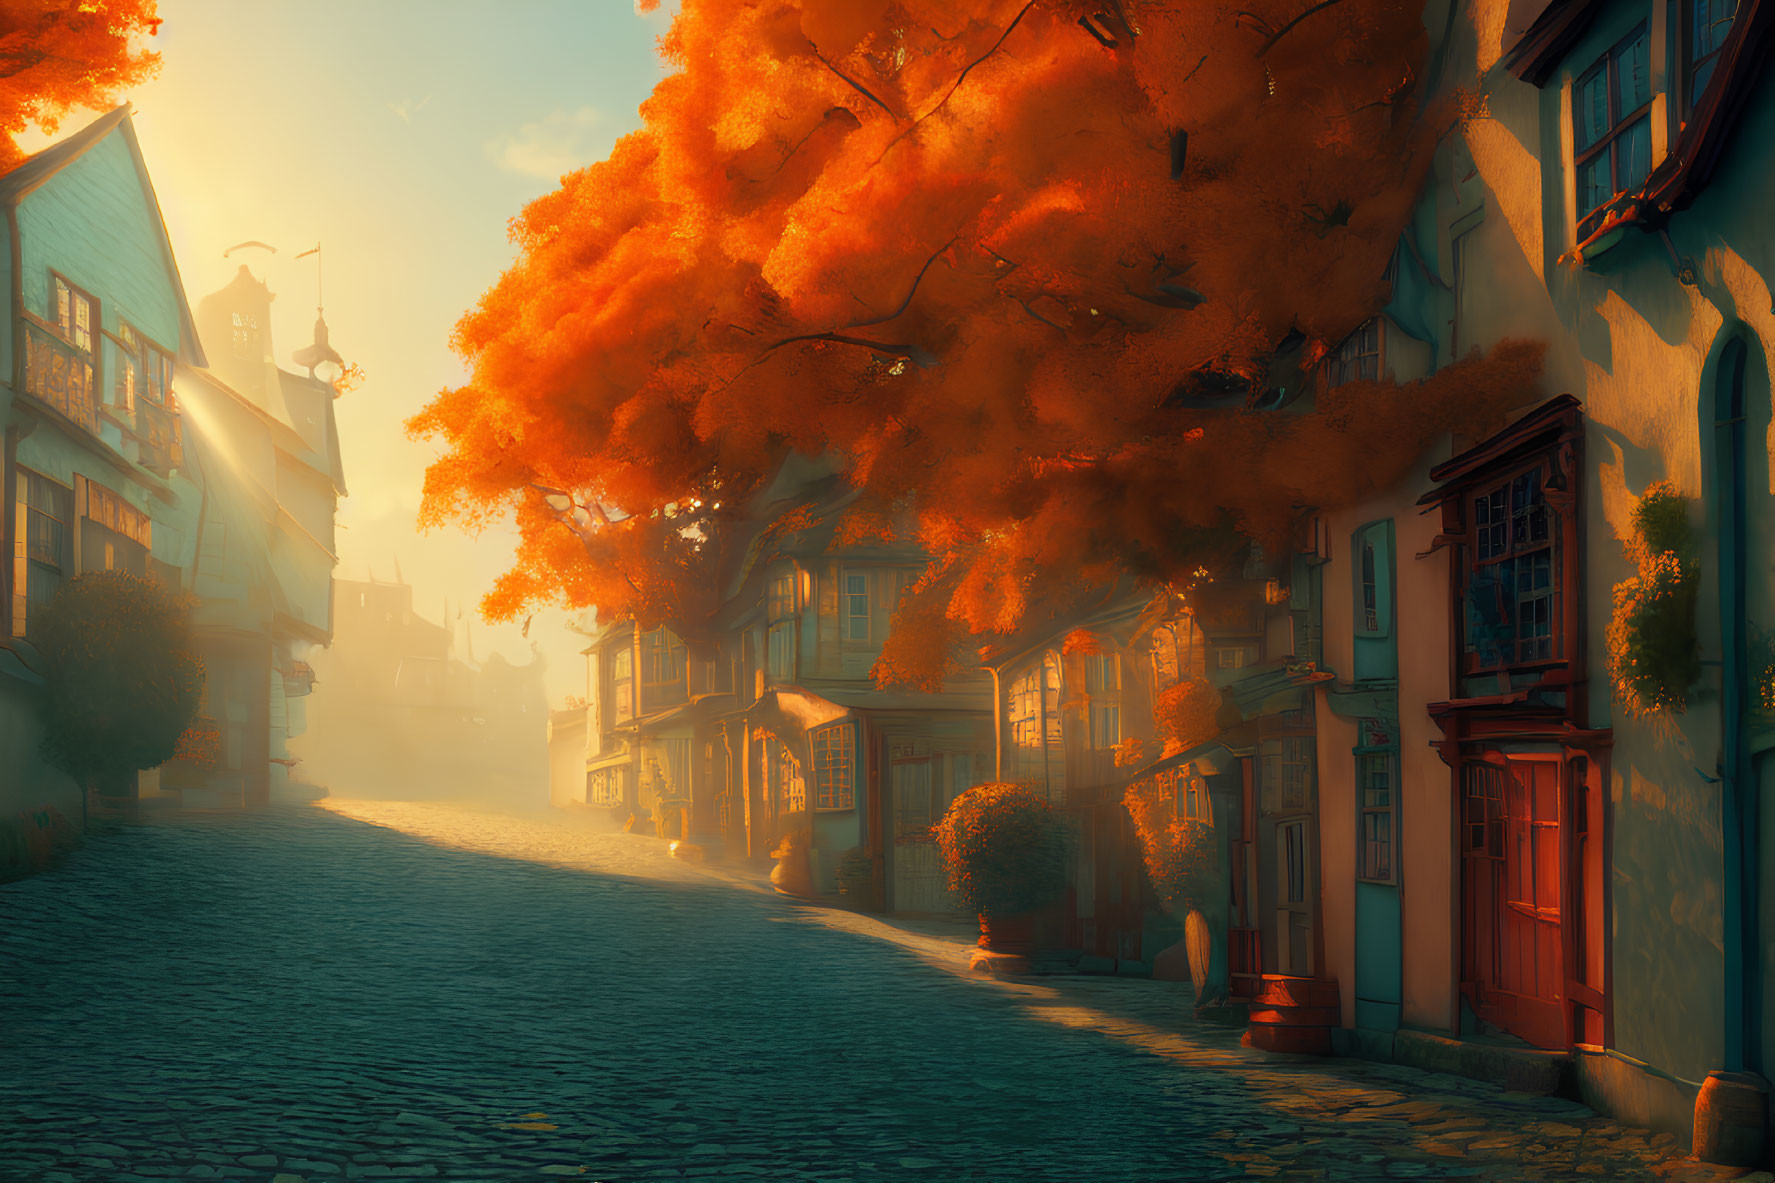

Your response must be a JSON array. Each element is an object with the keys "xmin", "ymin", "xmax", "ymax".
[{"xmin": 0, "ymin": 801, "xmax": 1764, "ymax": 1183}]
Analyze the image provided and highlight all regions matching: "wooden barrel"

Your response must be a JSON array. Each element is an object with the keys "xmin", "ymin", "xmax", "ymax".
[
  {"xmin": 1693, "ymin": 1070, "xmax": 1768, "ymax": 1166},
  {"xmin": 1243, "ymin": 974, "xmax": 1338, "ymax": 1056}
]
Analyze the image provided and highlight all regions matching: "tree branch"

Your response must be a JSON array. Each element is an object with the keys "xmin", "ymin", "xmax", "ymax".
[
  {"xmin": 1258, "ymin": 0, "xmax": 1350, "ymax": 57},
  {"xmin": 845, "ymin": 235, "xmax": 958, "ymax": 329},
  {"xmin": 915, "ymin": 2, "xmax": 1037, "ymax": 128},
  {"xmin": 814, "ymin": 50, "xmax": 900, "ymax": 122},
  {"xmin": 1008, "ymin": 294, "xmax": 1066, "ymax": 331},
  {"xmin": 760, "ymin": 332, "xmax": 936, "ymax": 367}
]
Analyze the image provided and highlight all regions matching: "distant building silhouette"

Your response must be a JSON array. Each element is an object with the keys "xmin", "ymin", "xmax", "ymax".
[{"xmin": 299, "ymin": 573, "xmax": 546, "ymax": 802}]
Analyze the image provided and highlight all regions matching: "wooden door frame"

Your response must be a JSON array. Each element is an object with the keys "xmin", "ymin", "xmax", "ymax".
[
  {"xmin": 1561, "ymin": 742, "xmax": 1614, "ymax": 1048},
  {"xmin": 1460, "ymin": 749, "xmax": 1570, "ymax": 1049}
]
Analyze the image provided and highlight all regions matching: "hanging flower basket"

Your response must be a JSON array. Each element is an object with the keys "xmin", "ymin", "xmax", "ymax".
[{"xmin": 1606, "ymin": 482, "xmax": 1700, "ymax": 718}]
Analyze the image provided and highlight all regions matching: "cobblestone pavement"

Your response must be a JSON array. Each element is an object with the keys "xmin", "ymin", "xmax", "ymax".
[{"xmin": 1, "ymin": 800, "xmax": 1767, "ymax": 1183}]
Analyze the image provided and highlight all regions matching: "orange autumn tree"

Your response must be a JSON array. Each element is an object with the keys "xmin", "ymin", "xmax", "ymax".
[
  {"xmin": 414, "ymin": 0, "xmax": 1543, "ymax": 675},
  {"xmin": 0, "ymin": 1, "xmax": 161, "ymax": 171}
]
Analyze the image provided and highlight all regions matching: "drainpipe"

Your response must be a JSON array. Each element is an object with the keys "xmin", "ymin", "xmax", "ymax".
[
  {"xmin": 1717, "ymin": 341, "xmax": 1754, "ymax": 1074},
  {"xmin": 988, "ymin": 664, "xmax": 1002, "ymax": 781}
]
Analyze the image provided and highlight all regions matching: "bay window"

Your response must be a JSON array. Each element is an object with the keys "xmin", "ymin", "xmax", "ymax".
[
  {"xmin": 812, "ymin": 721, "xmax": 858, "ymax": 811},
  {"xmin": 1465, "ymin": 467, "xmax": 1558, "ymax": 670},
  {"xmin": 611, "ymin": 646, "xmax": 634, "ymax": 724}
]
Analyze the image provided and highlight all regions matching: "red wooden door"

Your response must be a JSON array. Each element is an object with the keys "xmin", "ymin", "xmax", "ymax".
[{"xmin": 1461, "ymin": 756, "xmax": 1565, "ymax": 1048}]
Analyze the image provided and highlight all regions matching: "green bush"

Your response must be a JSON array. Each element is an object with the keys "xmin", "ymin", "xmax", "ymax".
[
  {"xmin": 34, "ymin": 572, "xmax": 205, "ymax": 803},
  {"xmin": 1632, "ymin": 481, "xmax": 1692, "ymax": 556},
  {"xmin": 935, "ymin": 783, "xmax": 1072, "ymax": 918},
  {"xmin": 1606, "ymin": 482, "xmax": 1700, "ymax": 718}
]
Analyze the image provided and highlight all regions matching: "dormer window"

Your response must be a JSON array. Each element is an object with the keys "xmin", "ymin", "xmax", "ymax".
[
  {"xmin": 1686, "ymin": 0, "xmax": 1738, "ymax": 111},
  {"xmin": 1327, "ymin": 319, "xmax": 1383, "ymax": 386},
  {"xmin": 1573, "ymin": 25, "xmax": 1651, "ymax": 237}
]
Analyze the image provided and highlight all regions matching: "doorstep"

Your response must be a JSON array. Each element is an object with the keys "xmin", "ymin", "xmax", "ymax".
[{"xmin": 1332, "ymin": 1025, "xmax": 1573, "ymax": 1096}]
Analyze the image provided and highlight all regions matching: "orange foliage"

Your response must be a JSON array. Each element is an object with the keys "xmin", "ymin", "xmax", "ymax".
[
  {"xmin": 332, "ymin": 362, "xmax": 367, "ymax": 398},
  {"xmin": 1060, "ymin": 628, "xmax": 1101, "ymax": 656},
  {"xmin": 1124, "ymin": 776, "xmax": 1218, "ymax": 910},
  {"xmin": 1153, "ymin": 676, "xmax": 1220, "ymax": 758},
  {"xmin": 172, "ymin": 721, "xmax": 220, "ymax": 769},
  {"xmin": 0, "ymin": 2, "xmax": 161, "ymax": 171},
  {"xmin": 871, "ymin": 570, "xmax": 966, "ymax": 692},
  {"xmin": 413, "ymin": 1, "xmax": 1542, "ymax": 666},
  {"xmin": 935, "ymin": 782, "xmax": 1071, "ymax": 917}
]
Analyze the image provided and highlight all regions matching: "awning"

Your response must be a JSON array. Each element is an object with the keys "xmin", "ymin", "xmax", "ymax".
[
  {"xmin": 1131, "ymin": 741, "xmax": 1242, "ymax": 780},
  {"xmin": 1323, "ymin": 682, "xmax": 1399, "ymax": 728},
  {"xmin": 1221, "ymin": 662, "xmax": 1335, "ymax": 721},
  {"xmin": 586, "ymin": 750, "xmax": 635, "ymax": 773},
  {"xmin": 1130, "ymin": 720, "xmax": 1262, "ymax": 781}
]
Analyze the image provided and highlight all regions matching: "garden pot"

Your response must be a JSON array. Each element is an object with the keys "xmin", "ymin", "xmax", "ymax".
[
  {"xmin": 1185, "ymin": 906, "xmax": 1212, "ymax": 1001},
  {"xmin": 1693, "ymin": 1070, "xmax": 1768, "ymax": 1166},
  {"xmin": 969, "ymin": 911, "xmax": 1037, "ymax": 976},
  {"xmin": 976, "ymin": 910, "xmax": 1036, "ymax": 953},
  {"xmin": 768, "ymin": 833, "xmax": 815, "ymax": 898}
]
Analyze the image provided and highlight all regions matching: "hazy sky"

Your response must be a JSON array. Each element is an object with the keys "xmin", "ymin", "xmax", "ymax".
[{"xmin": 27, "ymin": 0, "xmax": 677, "ymax": 705}]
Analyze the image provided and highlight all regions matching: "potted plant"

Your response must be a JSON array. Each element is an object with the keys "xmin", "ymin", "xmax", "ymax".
[
  {"xmin": 1606, "ymin": 481, "xmax": 1701, "ymax": 718},
  {"xmin": 768, "ymin": 828, "xmax": 816, "ymax": 898},
  {"xmin": 1124, "ymin": 775, "xmax": 1222, "ymax": 1005},
  {"xmin": 935, "ymin": 783, "xmax": 1072, "ymax": 973}
]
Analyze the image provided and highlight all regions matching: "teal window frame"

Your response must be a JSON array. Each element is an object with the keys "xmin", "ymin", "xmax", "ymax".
[
  {"xmin": 844, "ymin": 572, "xmax": 869, "ymax": 642},
  {"xmin": 812, "ymin": 720, "xmax": 859, "ymax": 811},
  {"xmin": 1573, "ymin": 24, "xmax": 1652, "ymax": 237},
  {"xmin": 1352, "ymin": 520, "xmax": 1394, "ymax": 640}
]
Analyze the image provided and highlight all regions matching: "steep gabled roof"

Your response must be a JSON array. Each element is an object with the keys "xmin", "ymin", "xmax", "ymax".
[{"xmin": 0, "ymin": 107, "xmax": 207, "ymax": 368}]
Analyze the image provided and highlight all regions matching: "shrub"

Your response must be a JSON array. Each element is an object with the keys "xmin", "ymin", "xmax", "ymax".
[
  {"xmin": 935, "ymin": 783, "xmax": 1072, "ymax": 918},
  {"xmin": 33, "ymin": 572, "xmax": 204, "ymax": 806},
  {"xmin": 1124, "ymin": 777, "xmax": 1219, "ymax": 912},
  {"xmin": 1606, "ymin": 482, "xmax": 1700, "ymax": 718}
]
